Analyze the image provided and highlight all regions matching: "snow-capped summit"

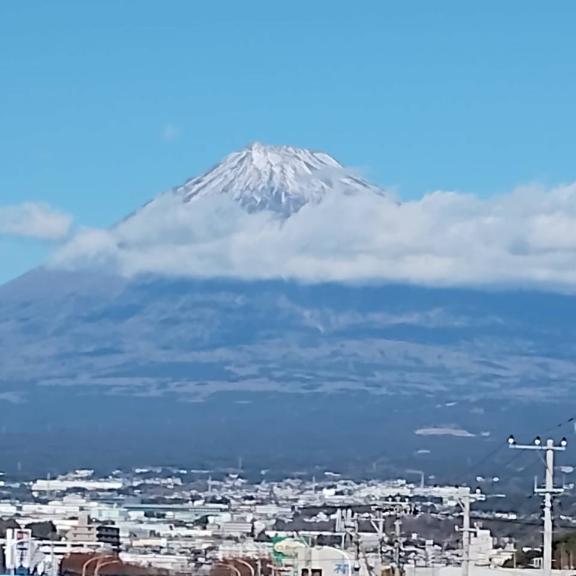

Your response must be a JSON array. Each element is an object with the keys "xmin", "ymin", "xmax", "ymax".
[{"xmin": 170, "ymin": 142, "xmax": 385, "ymax": 216}]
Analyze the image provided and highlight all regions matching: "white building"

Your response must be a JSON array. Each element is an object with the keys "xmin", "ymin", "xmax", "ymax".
[{"xmin": 31, "ymin": 478, "xmax": 123, "ymax": 492}]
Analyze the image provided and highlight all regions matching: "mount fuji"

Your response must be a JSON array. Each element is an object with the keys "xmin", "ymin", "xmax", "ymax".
[
  {"xmin": 147, "ymin": 142, "xmax": 386, "ymax": 216},
  {"xmin": 1, "ymin": 143, "xmax": 576, "ymax": 477},
  {"xmin": 54, "ymin": 142, "xmax": 394, "ymax": 281}
]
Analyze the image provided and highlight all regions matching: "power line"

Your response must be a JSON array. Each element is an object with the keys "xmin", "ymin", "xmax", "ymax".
[{"xmin": 453, "ymin": 414, "xmax": 575, "ymax": 486}]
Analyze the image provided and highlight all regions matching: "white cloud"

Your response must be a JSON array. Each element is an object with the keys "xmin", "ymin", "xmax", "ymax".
[
  {"xmin": 0, "ymin": 202, "xmax": 72, "ymax": 240},
  {"xmin": 50, "ymin": 182, "xmax": 576, "ymax": 290},
  {"xmin": 162, "ymin": 124, "xmax": 180, "ymax": 142},
  {"xmin": 415, "ymin": 427, "xmax": 475, "ymax": 438}
]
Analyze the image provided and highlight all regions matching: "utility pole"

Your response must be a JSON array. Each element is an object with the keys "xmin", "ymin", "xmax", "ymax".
[
  {"xmin": 369, "ymin": 501, "xmax": 412, "ymax": 576},
  {"xmin": 392, "ymin": 517, "xmax": 403, "ymax": 576},
  {"xmin": 508, "ymin": 435, "xmax": 568, "ymax": 576},
  {"xmin": 370, "ymin": 509, "xmax": 386, "ymax": 572},
  {"xmin": 350, "ymin": 514, "xmax": 360, "ymax": 566},
  {"xmin": 456, "ymin": 487, "xmax": 485, "ymax": 576}
]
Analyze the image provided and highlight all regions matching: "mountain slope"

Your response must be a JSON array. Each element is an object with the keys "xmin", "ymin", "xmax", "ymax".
[
  {"xmin": 3, "ymin": 272, "xmax": 576, "ymax": 402},
  {"xmin": 1, "ymin": 271, "xmax": 576, "ymax": 474}
]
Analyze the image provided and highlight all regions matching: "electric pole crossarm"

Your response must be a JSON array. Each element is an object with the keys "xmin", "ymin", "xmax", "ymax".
[
  {"xmin": 508, "ymin": 435, "xmax": 567, "ymax": 452},
  {"xmin": 509, "ymin": 445, "xmax": 566, "ymax": 452},
  {"xmin": 535, "ymin": 488, "xmax": 564, "ymax": 494}
]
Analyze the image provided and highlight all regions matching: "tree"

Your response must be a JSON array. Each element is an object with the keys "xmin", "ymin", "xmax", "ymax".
[{"xmin": 26, "ymin": 521, "xmax": 59, "ymax": 541}]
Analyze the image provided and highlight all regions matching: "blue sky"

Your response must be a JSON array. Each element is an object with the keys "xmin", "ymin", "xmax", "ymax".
[{"xmin": 2, "ymin": 1, "xmax": 576, "ymax": 282}]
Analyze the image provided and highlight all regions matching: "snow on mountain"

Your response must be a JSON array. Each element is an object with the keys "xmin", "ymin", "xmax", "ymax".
[{"xmin": 169, "ymin": 142, "xmax": 385, "ymax": 216}]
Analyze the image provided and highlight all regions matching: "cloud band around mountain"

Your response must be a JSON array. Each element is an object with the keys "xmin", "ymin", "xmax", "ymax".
[
  {"xmin": 0, "ymin": 202, "xmax": 72, "ymax": 240},
  {"xmin": 50, "ymin": 182, "xmax": 576, "ymax": 290}
]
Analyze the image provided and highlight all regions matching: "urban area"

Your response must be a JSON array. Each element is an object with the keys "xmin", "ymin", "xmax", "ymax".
[{"xmin": 1, "ymin": 437, "xmax": 575, "ymax": 576}]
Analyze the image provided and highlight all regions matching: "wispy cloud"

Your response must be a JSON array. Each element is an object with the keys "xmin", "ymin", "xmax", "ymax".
[
  {"xmin": 415, "ymin": 426, "xmax": 475, "ymax": 438},
  {"xmin": 51, "ymin": 182, "xmax": 576, "ymax": 290},
  {"xmin": 162, "ymin": 123, "xmax": 181, "ymax": 142},
  {"xmin": 0, "ymin": 202, "xmax": 72, "ymax": 240}
]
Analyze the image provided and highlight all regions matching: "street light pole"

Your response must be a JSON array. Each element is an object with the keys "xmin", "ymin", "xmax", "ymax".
[{"xmin": 508, "ymin": 435, "xmax": 567, "ymax": 576}]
